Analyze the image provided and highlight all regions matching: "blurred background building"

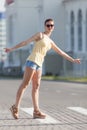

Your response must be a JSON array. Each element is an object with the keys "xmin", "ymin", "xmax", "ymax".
[
  {"xmin": 2, "ymin": 0, "xmax": 87, "ymax": 77},
  {"xmin": 0, "ymin": 12, "xmax": 6, "ymax": 74}
]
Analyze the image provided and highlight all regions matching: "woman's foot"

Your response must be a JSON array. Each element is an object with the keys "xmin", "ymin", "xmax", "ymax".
[
  {"xmin": 10, "ymin": 105, "xmax": 19, "ymax": 119},
  {"xmin": 33, "ymin": 110, "xmax": 46, "ymax": 119}
]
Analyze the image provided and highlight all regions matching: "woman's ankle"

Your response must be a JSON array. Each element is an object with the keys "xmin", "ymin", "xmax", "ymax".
[{"xmin": 34, "ymin": 108, "xmax": 40, "ymax": 112}]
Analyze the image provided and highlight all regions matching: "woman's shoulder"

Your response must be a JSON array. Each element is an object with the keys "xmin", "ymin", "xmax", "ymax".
[
  {"xmin": 37, "ymin": 32, "xmax": 43, "ymax": 38},
  {"xmin": 35, "ymin": 32, "xmax": 44, "ymax": 41}
]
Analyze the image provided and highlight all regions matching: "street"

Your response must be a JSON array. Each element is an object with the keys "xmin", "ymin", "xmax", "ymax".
[{"xmin": 0, "ymin": 79, "xmax": 87, "ymax": 130}]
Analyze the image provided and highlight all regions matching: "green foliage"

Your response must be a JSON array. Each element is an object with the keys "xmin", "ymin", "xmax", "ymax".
[{"xmin": 42, "ymin": 75, "xmax": 87, "ymax": 83}]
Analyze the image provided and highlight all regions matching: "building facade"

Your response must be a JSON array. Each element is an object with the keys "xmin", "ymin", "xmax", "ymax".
[
  {"xmin": 4, "ymin": 0, "xmax": 87, "ymax": 76},
  {"xmin": 63, "ymin": 0, "xmax": 87, "ymax": 76},
  {"xmin": 0, "ymin": 12, "xmax": 6, "ymax": 72}
]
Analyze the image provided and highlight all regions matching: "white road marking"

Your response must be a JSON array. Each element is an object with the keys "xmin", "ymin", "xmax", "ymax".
[
  {"xmin": 21, "ymin": 107, "xmax": 60, "ymax": 124},
  {"xmin": 71, "ymin": 93, "xmax": 78, "ymax": 96},
  {"xmin": 56, "ymin": 90, "xmax": 61, "ymax": 93},
  {"xmin": 68, "ymin": 107, "xmax": 87, "ymax": 115}
]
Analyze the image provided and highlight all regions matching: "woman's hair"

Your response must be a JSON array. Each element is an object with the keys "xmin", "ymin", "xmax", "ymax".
[{"xmin": 44, "ymin": 18, "xmax": 54, "ymax": 25}]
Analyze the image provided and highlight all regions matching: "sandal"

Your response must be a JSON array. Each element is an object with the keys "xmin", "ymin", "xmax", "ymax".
[
  {"xmin": 10, "ymin": 105, "xmax": 18, "ymax": 119},
  {"xmin": 33, "ymin": 110, "xmax": 46, "ymax": 119}
]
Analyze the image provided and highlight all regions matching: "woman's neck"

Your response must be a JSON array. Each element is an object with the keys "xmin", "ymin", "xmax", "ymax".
[{"xmin": 43, "ymin": 31, "xmax": 52, "ymax": 37}]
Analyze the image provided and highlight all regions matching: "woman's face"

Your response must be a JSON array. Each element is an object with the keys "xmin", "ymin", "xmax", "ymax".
[{"xmin": 45, "ymin": 20, "xmax": 54, "ymax": 33}]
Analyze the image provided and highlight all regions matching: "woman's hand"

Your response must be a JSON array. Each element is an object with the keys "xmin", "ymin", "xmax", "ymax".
[
  {"xmin": 4, "ymin": 48, "xmax": 13, "ymax": 53},
  {"xmin": 73, "ymin": 59, "xmax": 81, "ymax": 64}
]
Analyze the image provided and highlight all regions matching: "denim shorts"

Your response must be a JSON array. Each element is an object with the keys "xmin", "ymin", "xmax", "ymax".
[{"xmin": 25, "ymin": 60, "xmax": 41, "ymax": 70}]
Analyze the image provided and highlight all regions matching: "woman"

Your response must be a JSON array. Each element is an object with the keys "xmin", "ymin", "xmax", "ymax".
[{"xmin": 5, "ymin": 18, "xmax": 81, "ymax": 119}]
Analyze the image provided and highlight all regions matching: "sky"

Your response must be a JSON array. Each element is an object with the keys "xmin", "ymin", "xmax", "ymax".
[
  {"xmin": 0, "ymin": 0, "xmax": 62, "ymax": 12},
  {"xmin": 0, "ymin": 0, "xmax": 5, "ymax": 12}
]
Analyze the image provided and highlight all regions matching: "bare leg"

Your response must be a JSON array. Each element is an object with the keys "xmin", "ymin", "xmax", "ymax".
[
  {"xmin": 15, "ymin": 67, "xmax": 35, "ymax": 108},
  {"xmin": 10, "ymin": 67, "xmax": 35, "ymax": 119},
  {"xmin": 32, "ymin": 69, "xmax": 46, "ymax": 118},
  {"xmin": 32, "ymin": 69, "xmax": 42, "ymax": 111}
]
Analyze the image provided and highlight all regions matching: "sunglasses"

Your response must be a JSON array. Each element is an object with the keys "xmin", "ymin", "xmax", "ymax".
[{"xmin": 46, "ymin": 24, "xmax": 54, "ymax": 28}]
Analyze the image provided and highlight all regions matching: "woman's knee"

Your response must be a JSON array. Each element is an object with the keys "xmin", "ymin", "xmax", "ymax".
[{"xmin": 32, "ymin": 82, "xmax": 40, "ymax": 91}]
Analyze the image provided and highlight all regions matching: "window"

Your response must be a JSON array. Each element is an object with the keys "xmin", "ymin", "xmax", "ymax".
[
  {"xmin": 86, "ymin": 10, "xmax": 87, "ymax": 51},
  {"xmin": 70, "ymin": 11, "xmax": 75, "ymax": 51},
  {"xmin": 78, "ymin": 9, "xmax": 82, "ymax": 51},
  {"xmin": 8, "ymin": 15, "xmax": 14, "ymax": 44}
]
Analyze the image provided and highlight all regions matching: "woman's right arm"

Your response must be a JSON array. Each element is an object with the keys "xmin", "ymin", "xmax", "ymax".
[{"xmin": 4, "ymin": 32, "xmax": 41, "ymax": 53}]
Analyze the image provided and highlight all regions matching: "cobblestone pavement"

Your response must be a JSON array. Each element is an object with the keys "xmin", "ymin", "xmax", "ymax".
[{"xmin": 0, "ymin": 79, "xmax": 87, "ymax": 130}]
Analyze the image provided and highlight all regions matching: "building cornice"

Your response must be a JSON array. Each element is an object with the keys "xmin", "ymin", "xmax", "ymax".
[{"xmin": 62, "ymin": 0, "xmax": 87, "ymax": 2}]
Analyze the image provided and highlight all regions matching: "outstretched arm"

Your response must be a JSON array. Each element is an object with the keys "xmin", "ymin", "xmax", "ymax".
[
  {"xmin": 51, "ymin": 42, "xmax": 81, "ymax": 64},
  {"xmin": 4, "ymin": 33, "xmax": 41, "ymax": 53}
]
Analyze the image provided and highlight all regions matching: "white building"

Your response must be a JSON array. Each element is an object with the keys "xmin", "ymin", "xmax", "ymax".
[
  {"xmin": 0, "ymin": 12, "xmax": 6, "ymax": 70},
  {"xmin": 4, "ymin": 0, "xmax": 87, "ymax": 76},
  {"xmin": 63, "ymin": 0, "xmax": 87, "ymax": 76}
]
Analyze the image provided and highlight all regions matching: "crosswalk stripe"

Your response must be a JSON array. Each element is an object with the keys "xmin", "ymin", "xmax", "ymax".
[
  {"xmin": 21, "ymin": 107, "xmax": 60, "ymax": 124},
  {"xmin": 68, "ymin": 107, "xmax": 87, "ymax": 115}
]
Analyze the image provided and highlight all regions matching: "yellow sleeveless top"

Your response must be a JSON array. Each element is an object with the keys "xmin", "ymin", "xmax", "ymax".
[{"xmin": 27, "ymin": 35, "xmax": 52, "ymax": 67}]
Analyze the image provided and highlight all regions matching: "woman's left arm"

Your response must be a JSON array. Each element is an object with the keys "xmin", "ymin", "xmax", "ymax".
[{"xmin": 51, "ymin": 42, "xmax": 81, "ymax": 64}]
